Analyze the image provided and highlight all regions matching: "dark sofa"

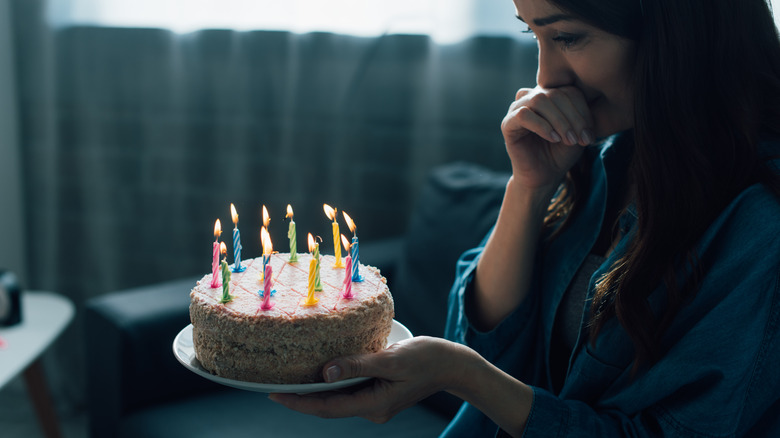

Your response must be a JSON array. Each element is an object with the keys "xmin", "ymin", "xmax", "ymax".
[{"xmin": 85, "ymin": 162, "xmax": 509, "ymax": 438}]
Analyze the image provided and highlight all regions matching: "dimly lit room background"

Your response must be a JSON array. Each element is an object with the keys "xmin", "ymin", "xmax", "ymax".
[
  {"xmin": 3, "ymin": 1, "xmax": 780, "ymax": 437},
  {"xmin": 0, "ymin": 0, "xmax": 536, "ymax": 435}
]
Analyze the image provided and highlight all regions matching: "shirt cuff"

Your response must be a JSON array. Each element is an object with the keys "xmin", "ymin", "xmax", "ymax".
[{"xmin": 521, "ymin": 387, "xmax": 569, "ymax": 437}]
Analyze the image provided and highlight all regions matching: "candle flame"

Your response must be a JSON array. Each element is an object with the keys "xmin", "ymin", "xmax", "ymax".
[
  {"xmin": 343, "ymin": 212, "xmax": 356, "ymax": 233},
  {"xmin": 262, "ymin": 205, "xmax": 270, "ymax": 227},
  {"xmin": 341, "ymin": 234, "xmax": 351, "ymax": 252},
  {"xmin": 286, "ymin": 204, "xmax": 294, "ymax": 219},
  {"xmin": 323, "ymin": 204, "xmax": 337, "ymax": 222},
  {"xmin": 220, "ymin": 241, "xmax": 227, "ymax": 255},
  {"xmin": 308, "ymin": 233, "xmax": 315, "ymax": 253},
  {"xmin": 230, "ymin": 203, "xmax": 238, "ymax": 225},
  {"xmin": 261, "ymin": 227, "xmax": 272, "ymax": 255},
  {"xmin": 214, "ymin": 219, "xmax": 222, "ymax": 238}
]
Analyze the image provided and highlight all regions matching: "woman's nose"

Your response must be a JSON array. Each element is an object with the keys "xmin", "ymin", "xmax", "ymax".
[{"xmin": 536, "ymin": 47, "xmax": 573, "ymax": 89}]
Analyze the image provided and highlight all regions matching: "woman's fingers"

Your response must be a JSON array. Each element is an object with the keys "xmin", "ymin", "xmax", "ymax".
[
  {"xmin": 555, "ymin": 86, "xmax": 595, "ymax": 145},
  {"xmin": 323, "ymin": 342, "xmax": 401, "ymax": 382},
  {"xmin": 503, "ymin": 104, "xmax": 561, "ymax": 144},
  {"xmin": 269, "ymin": 384, "xmax": 382, "ymax": 420},
  {"xmin": 526, "ymin": 87, "xmax": 590, "ymax": 146},
  {"xmin": 269, "ymin": 338, "xmax": 469, "ymax": 423},
  {"xmin": 508, "ymin": 86, "xmax": 594, "ymax": 146}
]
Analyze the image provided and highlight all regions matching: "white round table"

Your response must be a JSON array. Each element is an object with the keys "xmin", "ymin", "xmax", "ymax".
[{"xmin": 0, "ymin": 291, "xmax": 74, "ymax": 438}]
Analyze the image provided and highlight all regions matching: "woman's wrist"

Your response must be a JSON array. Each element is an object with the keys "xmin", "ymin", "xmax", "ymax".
[
  {"xmin": 504, "ymin": 174, "xmax": 559, "ymax": 213},
  {"xmin": 470, "ymin": 176, "xmax": 556, "ymax": 330},
  {"xmin": 444, "ymin": 342, "xmax": 533, "ymax": 436}
]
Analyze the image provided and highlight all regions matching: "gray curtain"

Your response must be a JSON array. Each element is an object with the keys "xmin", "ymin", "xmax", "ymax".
[
  {"xmin": 0, "ymin": 0, "xmax": 25, "ymax": 281},
  {"xmin": 10, "ymin": 0, "xmax": 538, "ymax": 412}
]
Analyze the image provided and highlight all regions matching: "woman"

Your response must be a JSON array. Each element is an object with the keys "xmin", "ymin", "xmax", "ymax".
[{"xmin": 270, "ymin": 0, "xmax": 780, "ymax": 436}]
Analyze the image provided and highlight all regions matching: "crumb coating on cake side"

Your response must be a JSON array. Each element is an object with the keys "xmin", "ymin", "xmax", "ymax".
[{"xmin": 189, "ymin": 253, "xmax": 394, "ymax": 384}]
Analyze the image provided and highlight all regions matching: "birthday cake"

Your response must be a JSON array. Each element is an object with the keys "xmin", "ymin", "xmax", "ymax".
[{"xmin": 189, "ymin": 253, "xmax": 394, "ymax": 384}]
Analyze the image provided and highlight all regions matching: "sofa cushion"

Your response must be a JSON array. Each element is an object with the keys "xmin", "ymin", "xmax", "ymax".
[{"xmin": 393, "ymin": 161, "xmax": 508, "ymax": 339}]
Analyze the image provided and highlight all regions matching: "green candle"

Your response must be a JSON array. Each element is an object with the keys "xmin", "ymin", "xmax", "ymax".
[
  {"xmin": 307, "ymin": 233, "xmax": 323, "ymax": 292},
  {"xmin": 313, "ymin": 240, "xmax": 323, "ymax": 291},
  {"xmin": 220, "ymin": 256, "xmax": 232, "ymax": 304},
  {"xmin": 287, "ymin": 205, "xmax": 298, "ymax": 262}
]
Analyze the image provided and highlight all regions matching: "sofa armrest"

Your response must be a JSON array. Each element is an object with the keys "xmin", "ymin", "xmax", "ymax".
[
  {"xmin": 85, "ymin": 276, "xmax": 221, "ymax": 438},
  {"xmin": 359, "ymin": 236, "xmax": 404, "ymax": 288}
]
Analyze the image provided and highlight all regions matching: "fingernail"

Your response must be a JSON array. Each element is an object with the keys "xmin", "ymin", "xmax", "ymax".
[
  {"xmin": 325, "ymin": 365, "xmax": 341, "ymax": 382},
  {"xmin": 581, "ymin": 129, "xmax": 594, "ymax": 145},
  {"xmin": 550, "ymin": 131, "xmax": 562, "ymax": 143},
  {"xmin": 566, "ymin": 130, "xmax": 578, "ymax": 146}
]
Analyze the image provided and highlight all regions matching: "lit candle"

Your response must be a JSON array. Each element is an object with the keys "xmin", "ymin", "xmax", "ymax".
[
  {"xmin": 323, "ymin": 204, "xmax": 345, "ymax": 268},
  {"xmin": 230, "ymin": 203, "xmax": 246, "ymax": 273},
  {"xmin": 220, "ymin": 242, "xmax": 232, "ymax": 303},
  {"xmin": 313, "ymin": 234, "xmax": 323, "ymax": 291},
  {"xmin": 263, "ymin": 204, "xmax": 271, "ymax": 233},
  {"xmin": 261, "ymin": 226, "xmax": 272, "ymax": 267},
  {"xmin": 260, "ymin": 262, "xmax": 275, "ymax": 310},
  {"xmin": 259, "ymin": 227, "xmax": 275, "ymax": 296},
  {"xmin": 211, "ymin": 219, "xmax": 222, "ymax": 288},
  {"xmin": 343, "ymin": 211, "xmax": 363, "ymax": 282},
  {"xmin": 341, "ymin": 234, "xmax": 354, "ymax": 299},
  {"xmin": 286, "ymin": 204, "xmax": 298, "ymax": 262},
  {"xmin": 302, "ymin": 234, "xmax": 319, "ymax": 306}
]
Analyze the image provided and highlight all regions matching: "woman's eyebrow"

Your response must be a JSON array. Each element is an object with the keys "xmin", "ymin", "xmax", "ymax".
[{"xmin": 515, "ymin": 13, "xmax": 575, "ymax": 27}]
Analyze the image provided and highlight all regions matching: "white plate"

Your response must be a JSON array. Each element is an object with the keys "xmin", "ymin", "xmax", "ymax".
[{"xmin": 173, "ymin": 320, "xmax": 412, "ymax": 394}]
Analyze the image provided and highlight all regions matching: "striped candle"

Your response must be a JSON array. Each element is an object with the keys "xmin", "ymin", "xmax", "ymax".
[
  {"xmin": 260, "ymin": 263, "xmax": 274, "ymax": 310},
  {"xmin": 342, "ymin": 211, "xmax": 363, "ymax": 282},
  {"xmin": 286, "ymin": 204, "xmax": 298, "ymax": 262},
  {"xmin": 220, "ymin": 258, "xmax": 232, "ymax": 303},
  {"xmin": 210, "ymin": 219, "xmax": 222, "ymax": 288},
  {"xmin": 230, "ymin": 204, "xmax": 246, "ymax": 273},
  {"xmin": 302, "ymin": 257, "xmax": 319, "ymax": 306},
  {"xmin": 219, "ymin": 242, "xmax": 230, "ymax": 302},
  {"xmin": 323, "ymin": 204, "xmax": 344, "ymax": 268},
  {"xmin": 313, "ymin": 241, "xmax": 323, "ymax": 291},
  {"xmin": 350, "ymin": 235, "xmax": 363, "ymax": 282},
  {"xmin": 342, "ymin": 255, "xmax": 354, "ymax": 299}
]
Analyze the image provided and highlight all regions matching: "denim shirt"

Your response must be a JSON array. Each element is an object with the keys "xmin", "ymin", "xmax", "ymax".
[{"xmin": 443, "ymin": 133, "xmax": 780, "ymax": 437}]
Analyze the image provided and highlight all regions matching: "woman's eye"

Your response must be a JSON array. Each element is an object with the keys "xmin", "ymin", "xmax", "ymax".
[
  {"xmin": 552, "ymin": 33, "xmax": 583, "ymax": 49},
  {"xmin": 521, "ymin": 26, "xmax": 537, "ymax": 39}
]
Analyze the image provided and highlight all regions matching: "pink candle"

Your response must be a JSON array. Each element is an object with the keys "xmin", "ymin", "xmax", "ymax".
[
  {"xmin": 342, "ymin": 255, "xmax": 354, "ymax": 299},
  {"xmin": 340, "ymin": 234, "xmax": 354, "ymax": 299},
  {"xmin": 210, "ymin": 219, "xmax": 222, "ymax": 288},
  {"xmin": 261, "ymin": 263, "xmax": 275, "ymax": 310}
]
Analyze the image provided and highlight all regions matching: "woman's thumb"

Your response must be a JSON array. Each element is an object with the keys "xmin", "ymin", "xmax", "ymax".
[{"xmin": 323, "ymin": 354, "xmax": 373, "ymax": 383}]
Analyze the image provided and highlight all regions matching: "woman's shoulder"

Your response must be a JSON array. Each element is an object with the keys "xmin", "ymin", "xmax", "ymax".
[
  {"xmin": 701, "ymin": 172, "xmax": 780, "ymax": 268},
  {"xmin": 723, "ymin": 136, "xmax": 780, "ymax": 230}
]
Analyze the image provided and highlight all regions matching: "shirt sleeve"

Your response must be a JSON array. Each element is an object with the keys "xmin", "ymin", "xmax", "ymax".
[
  {"xmin": 519, "ymin": 269, "xmax": 780, "ymax": 437},
  {"xmin": 453, "ymin": 183, "xmax": 780, "ymax": 438},
  {"xmin": 444, "ymin": 228, "xmax": 546, "ymax": 381}
]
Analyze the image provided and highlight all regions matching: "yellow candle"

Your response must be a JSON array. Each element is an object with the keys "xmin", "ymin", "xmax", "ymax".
[
  {"xmin": 303, "ymin": 258, "xmax": 319, "ymax": 306},
  {"xmin": 302, "ymin": 234, "xmax": 320, "ymax": 306},
  {"xmin": 323, "ymin": 204, "xmax": 345, "ymax": 268}
]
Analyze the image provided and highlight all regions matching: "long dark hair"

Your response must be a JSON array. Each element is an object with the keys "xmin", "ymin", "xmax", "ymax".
[{"xmin": 544, "ymin": 0, "xmax": 780, "ymax": 371}]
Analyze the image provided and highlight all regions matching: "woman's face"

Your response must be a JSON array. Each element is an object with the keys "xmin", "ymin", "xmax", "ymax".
[{"xmin": 513, "ymin": 0, "xmax": 637, "ymax": 138}]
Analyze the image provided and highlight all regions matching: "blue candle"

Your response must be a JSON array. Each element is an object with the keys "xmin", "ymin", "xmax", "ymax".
[
  {"xmin": 343, "ymin": 211, "xmax": 363, "ymax": 282},
  {"xmin": 230, "ymin": 204, "xmax": 246, "ymax": 273},
  {"xmin": 351, "ymin": 235, "xmax": 363, "ymax": 282}
]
